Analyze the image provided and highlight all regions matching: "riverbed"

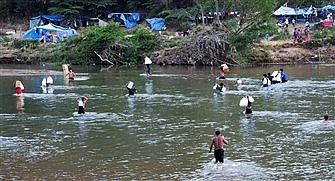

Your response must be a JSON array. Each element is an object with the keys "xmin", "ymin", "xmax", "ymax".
[{"xmin": 0, "ymin": 64, "xmax": 334, "ymax": 180}]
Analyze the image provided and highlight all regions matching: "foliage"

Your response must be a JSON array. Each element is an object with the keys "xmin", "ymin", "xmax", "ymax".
[
  {"xmin": 312, "ymin": 26, "xmax": 335, "ymax": 40},
  {"xmin": 11, "ymin": 39, "xmax": 39, "ymax": 49},
  {"xmin": 161, "ymin": 36, "xmax": 192, "ymax": 49},
  {"xmin": 276, "ymin": 0, "xmax": 331, "ymax": 8},
  {"xmin": 221, "ymin": 0, "xmax": 278, "ymax": 63},
  {"xmin": 157, "ymin": 9, "xmax": 194, "ymax": 30},
  {"xmin": 42, "ymin": 23, "xmax": 160, "ymax": 66}
]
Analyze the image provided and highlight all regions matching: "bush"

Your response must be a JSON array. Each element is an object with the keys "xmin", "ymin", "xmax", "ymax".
[
  {"xmin": 44, "ymin": 23, "xmax": 160, "ymax": 66},
  {"xmin": 312, "ymin": 26, "xmax": 335, "ymax": 39},
  {"xmin": 11, "ymin": 39, "xmax": 39, "ymax": 49}
]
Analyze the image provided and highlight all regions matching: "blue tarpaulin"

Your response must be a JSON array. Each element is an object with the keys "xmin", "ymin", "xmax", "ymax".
[
  {"xmin": 146, "ymin": 18, "xmax": 165, "ymax": 31},
  {"xmin": 22, "ymin": 23, "xmax": 76, "ymax": 41},
  {"xmin": 30, "ymin": 15, "xmax": 64, "ymax": 22},
  {"xmin": 107, "ymin": 13, "xmax": 140, "ymax": 29},
  {"xmin": 29, "ymin": 15, "xmax": 64, "ymax": 29},
  {"xmin": 322, "ymin": 5, "xmax": 335, "ymax": 12}
]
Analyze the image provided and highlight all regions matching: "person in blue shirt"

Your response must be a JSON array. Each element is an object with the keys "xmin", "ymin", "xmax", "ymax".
[{"xmin": 280, "ymin": 68, "xmax": 288, "ymax": 83}]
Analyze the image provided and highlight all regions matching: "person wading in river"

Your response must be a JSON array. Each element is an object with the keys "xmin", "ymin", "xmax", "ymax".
[
  {"xmin": 77, "ymin": 96, "xmax": 88, "ymax": 114},
  {"xmin": 209, "ymin": 129, "xmax": 229, "ymax": 163},
  {"xmin": 321, "ymin": 115, "xmax": 330, "ymax": 124},
  {"xmin": 65, "ymin": 68, "xmax": 76, "ymax": 80}
]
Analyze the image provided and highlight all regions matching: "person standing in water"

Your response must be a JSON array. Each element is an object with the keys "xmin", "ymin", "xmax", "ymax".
[
  {"xmin": 219, "ymin": 64, "xmax": 229, "ymax": 79},
  {"xmin": 14, "ymin": 80, "xmax": 24, "ymax": 95},
  {"xmin": 65, "ymin": 68, "xmax": 76, "ymax": 80},
  {"xmin": 46, "ymin": 75, "xmax": 54, "ymax": 87},
  {"xmin": 262, "ymin": 74, "xmax": 271, "ymax": 87},
  {"xmin": 209, "ymin": 128, "xmax": 229, "ymax": 163},
  {"xmin": 321, "ymin": 115, "xmax": 330, "ymax": 124},
  {"xmin": 126, "ymin": 81, "xmax": 137, "ymax": 96},
  {"xmin": 215, "ymin": 82, "xmax": 226, "ymax": 92},
  {"xmin": 245, "ymin": 96, "xmax": 253, "ymax": 114},
  {"xmin": 144, "ymin": 56, "xmax": 152, "ymax": 77},
  {"xmin": 280, "ymin": 68, "xmax": 288, "ymax": 83},
  {"xmin": 77, "ymin": 96, "xmax": 88, "ymax": 114}
]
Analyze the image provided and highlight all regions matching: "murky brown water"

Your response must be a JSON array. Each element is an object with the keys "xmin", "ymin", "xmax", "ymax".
[{"xmin": 0, "ymin": 64, "xmax": 334, "ymax": 180}]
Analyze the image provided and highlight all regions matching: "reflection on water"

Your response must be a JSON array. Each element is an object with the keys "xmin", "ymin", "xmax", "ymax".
[
  {"xmin": 0, "ymin": 64, "xmax": 334, "ymax": 180},
  {"xmin": 145, "ymin": 80, "xmax": 153, "ymax": 95},
  {"xmin": 16, "ymin": 95, "xmax": 24, "ymax": 112}
]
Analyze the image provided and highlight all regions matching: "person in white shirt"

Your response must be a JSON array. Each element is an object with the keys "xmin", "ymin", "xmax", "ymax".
[{"xmin": 77, "ymin": 96, "xmax": 88, "ymax": 114}]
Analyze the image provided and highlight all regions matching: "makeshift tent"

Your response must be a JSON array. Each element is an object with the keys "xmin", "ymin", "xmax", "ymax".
[
  {"xmin": 322, "ymin": 5, "xmax": 335, "ymax": 12},
  {"xmin": 107, "ymin": 13, "xmax": 140, "ymax": 29},
  {"xmin": 22, "ymin": 23, "xmax": 76, "ymax": 41},
  {"xmin": 74, "ymin": 16, "xmax": 90, "ymax": 27},
  {"xmin": 146, "ymin": 18, "xmax": 165, "ymax": 31},
  {"xmin": 29, "ymin": 15, "xmax": 64, "ymax": 29},
  {"xmin": 90, "ymin": 18, "xmax": 108, "ymax": 26},
  {"xmin": 273, "ymin": 6, "xmax": 297, "ymax": 16}
]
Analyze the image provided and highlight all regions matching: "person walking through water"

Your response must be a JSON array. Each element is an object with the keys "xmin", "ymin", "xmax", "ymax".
[
  {"xmin": 262, "ymin": 74, "xmax": 271, "ymax": 87},
  {"xmin": 77, "ymin": 96, "xmax": 88, "ymax": 114},
  {"xmin": 245, "ymin": 96, "xmax": 253, "ymax": 114},
  {"xmin": 218, "ymin": 64, "xmax": 229, "ymax": 79},
  {"xmin": 209, "ymin": 128, "xmax": 229, "ymax": 163},
  {"xmin": 14, "ymin": 80, "xmax": 24, "ymax": 95},
  {"xmin": 321, "ymin": 115, "xmax": 330, "ymax": 124},
  {"xmin": 65, "ymin": 68, "xmax": 76, "ymax": 80},
  {"xmin": 126, "ymin": 81, "xmax": 136, "ymax": 96},
  {"xmin": 280, "ymin": 68, "xmax": 288, "ymax": 83},
  {"xmin": 144, "ymin": 56, "xmax": 152, "ymax": 78}
]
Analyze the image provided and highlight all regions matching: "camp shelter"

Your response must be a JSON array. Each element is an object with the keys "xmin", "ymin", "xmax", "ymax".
[
  {"xmin": 146, "ymin": 18, "xmax": 166, "ymax": 31},
  {"xmin": 322, "ymin": 5, "xmax": 335, "ymax": 12},
  {"xmin": 74, "ymin": 16, "xmax": 90, "ymax": 28},
  {"xmin": 29, "ymin": 15, "xmax": 64, "ymax": 29},
  {"xmin": 21, "ymin": 23, "xmax": 77, "ymax": 41},
  {"xmin": 107, "ymin": 13, "xmax": 140, "ymax": 29},
  {"xmin": 273, "ymin": 6, "xmax": 297, "ymax": 16},
  {"xmin": 90, "ymin": 18, "xmax": 108, "ymax": 27}
]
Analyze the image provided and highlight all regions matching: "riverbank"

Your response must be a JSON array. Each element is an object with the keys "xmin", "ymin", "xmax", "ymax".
[{"xmin": 1, "ymin": 26, "xmax": 335, "ymax": 66}]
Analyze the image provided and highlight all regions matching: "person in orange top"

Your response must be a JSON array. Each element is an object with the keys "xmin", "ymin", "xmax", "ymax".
[{"xmin": 209, "ymin": 129, "xmax": 229, "ymax": 163}]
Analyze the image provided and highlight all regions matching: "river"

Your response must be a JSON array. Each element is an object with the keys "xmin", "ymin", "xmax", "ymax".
[{"xmin": 0, "ymin": 64, "xmax": 334, "ymax": 180}]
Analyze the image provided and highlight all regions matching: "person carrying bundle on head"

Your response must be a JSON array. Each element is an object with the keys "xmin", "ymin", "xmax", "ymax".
[
  {"xmin": 218, "ymin": 64, "xmax": 229, "ymax": 79},
  {"xmin": 126, "ymin": 81, "xmax": 137, "ymax": 96},
  {"xmin": 262, "ymin": 74, "xmax": 271, "ymax": 87}
]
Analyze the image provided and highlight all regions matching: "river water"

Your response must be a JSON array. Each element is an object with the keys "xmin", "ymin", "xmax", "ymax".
[{"xmin": 0, "ymin": 64, "xmax": 334, "ymax": 180}]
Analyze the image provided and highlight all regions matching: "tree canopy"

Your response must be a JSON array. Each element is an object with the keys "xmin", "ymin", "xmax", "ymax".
[{"xmin": 0, "ymin": 0, "xmax": 333, "ymax": 22}]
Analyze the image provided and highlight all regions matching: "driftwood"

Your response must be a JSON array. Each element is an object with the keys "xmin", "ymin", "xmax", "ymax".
[
  {"xmin": 94, "ymin": 51, "xmax": 113, "ymax": 65},
  {"xmin": 96, "ymin": 42, "xmax": 130, "ymax": 66},
  {"xmin": 151, "ymin": 29, "xmax": 230, "ymax": 66}
]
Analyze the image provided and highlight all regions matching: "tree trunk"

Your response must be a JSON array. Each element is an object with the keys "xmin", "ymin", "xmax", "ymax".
[{"xmin": 214, "ymin": 0, "xmax": 220, "ymax": 22}]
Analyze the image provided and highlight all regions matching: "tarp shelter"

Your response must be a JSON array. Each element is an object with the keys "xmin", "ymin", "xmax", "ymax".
[
  {"xmin": 74, "ymin": 16, "xmax": 90, "ymax": 27},
  {"xmin": 322, "ymin": 5, "xmax": 335, "ymax": 12},
  {"xmin": 145, "ymin": 18, "xmax": 165, "ymax": 31},
  {"xmin": 107, "ymin": 13, "xmax": 140, "ymax": 29},
  {"xmin": 22, "ymin": 23, "xmax": 77, "ymax": 41},
  {"xmin": 29, "ymin": 15, "xmax": 64, "ymax": 29},
  {"xmin": 273, "ymin": 6, "xmax": 297, "ymax": 16}
]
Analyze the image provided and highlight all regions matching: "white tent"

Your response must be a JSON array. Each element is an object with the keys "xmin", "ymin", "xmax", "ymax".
[{"xmin": 273, "ymin": 6, "xmax": 297, "ymax": 16}]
